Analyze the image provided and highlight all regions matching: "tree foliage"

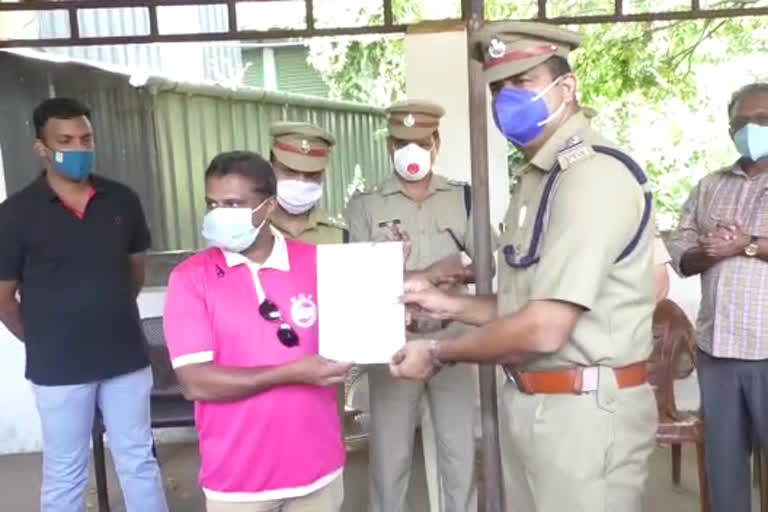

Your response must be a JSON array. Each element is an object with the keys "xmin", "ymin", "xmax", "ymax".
[{"xmin": 307, "ymin": 1, "xmax": 768, "ymax": 221}]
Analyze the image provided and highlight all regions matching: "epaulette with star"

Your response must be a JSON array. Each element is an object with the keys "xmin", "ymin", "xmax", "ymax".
[
  {"xmin": 556, "ymin": 136, "xmax": 596, "ymax": 170},
  {"xmin": 352, "ymin": 185, "xmax": 379, "ymax": 197}
]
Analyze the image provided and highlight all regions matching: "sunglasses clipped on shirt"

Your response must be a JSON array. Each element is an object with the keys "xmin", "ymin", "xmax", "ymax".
[{"xmin": 258, "ymin": 299, "xmax": 300, "ymax": 347}]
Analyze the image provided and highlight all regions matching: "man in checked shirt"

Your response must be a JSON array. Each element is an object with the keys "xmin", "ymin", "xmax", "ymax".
[{"xmin": 667, "ymin": 82, "xmax": 768, "ymax": 512}]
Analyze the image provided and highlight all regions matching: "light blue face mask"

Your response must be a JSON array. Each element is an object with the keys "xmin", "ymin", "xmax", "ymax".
[
  {"xmin": 50, "ymin": 149, "xmax": 94, "ymax": 181},
  {"xmin": 733, "ymin": 123, "xmax": 768, "ymax": 162},
  {"xmin": 201, "ymin": 199, "xmax": 269, "ymax": 253}
]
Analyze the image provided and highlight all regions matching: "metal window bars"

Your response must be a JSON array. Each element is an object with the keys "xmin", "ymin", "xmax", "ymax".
[{"xmin": 0, "ymin": 0, "xmax": 767, "ymax": 48}]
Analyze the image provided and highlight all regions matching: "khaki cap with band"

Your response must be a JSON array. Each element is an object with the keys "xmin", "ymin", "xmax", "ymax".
[
  {"xmin": 474, "ymin": 22, "xmax": 581, "ymax": 84},
  {"xmin": 385, "ymin": 100, "xmax": 446, "ymax": 140},
  {"xmin": 270, "ymin": 121, "xmax": 336, "ymax": 173}
]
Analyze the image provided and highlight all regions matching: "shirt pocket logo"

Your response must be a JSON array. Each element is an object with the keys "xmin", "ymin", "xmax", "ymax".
[{"xmin": 290, "ymin": 293, "xmax": 317, "ymax": 329}]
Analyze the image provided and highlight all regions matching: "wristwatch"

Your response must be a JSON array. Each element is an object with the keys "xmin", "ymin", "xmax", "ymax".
[
  {"xmin": 745, "ymin": 236, "xmax": 759, "ymax": 257},
  {"xmin": 428, "ymin": 339, "xmax": 445, "ymax": 371}
]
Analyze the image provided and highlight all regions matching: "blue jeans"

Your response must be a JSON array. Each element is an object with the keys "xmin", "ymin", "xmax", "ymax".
[{"xmin": 33, "ymin": 366, "xmax": 169, "ymax": 512}]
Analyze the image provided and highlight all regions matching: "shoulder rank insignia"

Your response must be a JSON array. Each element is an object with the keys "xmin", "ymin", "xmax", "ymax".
[
  {"xmin": 556, "ymin": 136, "xmax": 595, "ymax": 170},
  {"xmin": 353, "ymin": 185, "xmax": 378, "ymax": 197},
  {"xmin": 446, "ymin": 178, "xmax": 468, "ymax": 187},
  {"xmin": 324, "ymin": 215, "xmax": 347, "ymax": 229}
]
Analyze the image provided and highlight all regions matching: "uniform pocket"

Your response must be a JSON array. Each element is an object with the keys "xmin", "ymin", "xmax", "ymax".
[{"xmin": 371, "ymin": 216, "xmax": 402, "ymax": 242}]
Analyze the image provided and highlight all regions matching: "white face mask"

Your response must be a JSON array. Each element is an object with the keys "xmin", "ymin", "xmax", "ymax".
[
  {"xmin": 277, "ymin": 179, "xmax": 323, "ymax": 215},
  {"xmin": 201, "ymin": 199, "xmax": 269, "ymax": 253},
  {"xmin": 394, "ymin": 143, "xmax": 432, "ymax": 182}
]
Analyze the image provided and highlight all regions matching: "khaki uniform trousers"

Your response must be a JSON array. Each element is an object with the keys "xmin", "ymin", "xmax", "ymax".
[
  {"xmin": 499, "ymin": 370, "xmax": 657, "ymax": 512},
  {"xmin": 368, "ymin": 362, "xmax": 476, "ymax": 512},
  {"xmin": 206, "ymin": 475, "xmax": 344, "ymax": 512}
]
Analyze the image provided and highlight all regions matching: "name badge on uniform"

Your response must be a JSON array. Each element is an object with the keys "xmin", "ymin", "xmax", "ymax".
[
  {"xmin": 517, "ymin": 205, "xmax": 528, "ymax": 228},
  {"xmin": 557, "ymin": 136, "xmax": 595, "ymax": 170}
]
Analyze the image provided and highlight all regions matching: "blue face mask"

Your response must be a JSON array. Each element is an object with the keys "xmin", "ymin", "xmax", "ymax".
[
  {"xmin": 492, "ymin": 79, "xmax": 565, "ymax": 146},
  {"xmin": 50, "ymin": 149, "xmax": 94, "ymax": 181},
  {"xmin": 733, "ymin": 123, "xmax": 768, "ymax": 162}
]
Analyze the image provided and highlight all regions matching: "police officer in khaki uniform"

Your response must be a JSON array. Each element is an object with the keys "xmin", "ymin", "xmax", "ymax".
[
  {"xmin": 582, "ymin": 113, "xmax": 670, "ymax": 301},
  {"xmin": 268, "ymin": 121, "xmax": 349, "ymax": 430},
  {"xmin": 345, "ymin": 100, "xmax": 483, "ymax": 512},
  {"xmin": 269, "ymin": 121, "xmax": 348, "ymax": 245},
  {"xmin": 392, "ymin": 23, "xmax": 657, "ymax": 512}
]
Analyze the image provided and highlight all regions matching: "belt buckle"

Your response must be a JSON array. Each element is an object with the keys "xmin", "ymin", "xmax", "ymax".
[
  {"xmin": 578, "ymin": 366, "xmax": 599, "ymax": 394},
  {"xmin": 503, "ymin": 366, "xmax": 532, "ymax": 394},
  {"xmin": 502, "ymin": 365, "xmax": 520, "ymax": 389}
]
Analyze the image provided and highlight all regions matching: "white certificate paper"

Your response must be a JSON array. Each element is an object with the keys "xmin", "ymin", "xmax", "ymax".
[{"xmin": 317, "ymin": 242, "xmax": 405, "ymax": 364}]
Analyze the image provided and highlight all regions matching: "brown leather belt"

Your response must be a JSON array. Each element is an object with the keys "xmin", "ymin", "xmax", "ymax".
[{"xmin": 503, "ymin": 361, "xmax": 648, "ymax": 394}]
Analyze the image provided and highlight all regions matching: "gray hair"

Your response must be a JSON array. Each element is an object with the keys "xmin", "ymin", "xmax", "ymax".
[{"xmin": 728, "ymin": 82, "xmax": 768, "ymax": 118}]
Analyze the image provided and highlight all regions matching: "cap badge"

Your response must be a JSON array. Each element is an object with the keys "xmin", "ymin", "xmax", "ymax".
[
  {"xmin": 488, "ymin": 38, "xmax": 507, "ymax": 59},
  {"xmin": 299, "ymin": 139, "xmax": 311, "ymax": 154},
  {"xmin": 403, "ymin": 114, "xmax": 416, "ymax": 128}
]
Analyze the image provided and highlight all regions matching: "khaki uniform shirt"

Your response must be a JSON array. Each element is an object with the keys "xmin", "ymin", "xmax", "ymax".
[
  {"xmin": 499, "ymin": 111, "xmax": 654, "ymax": 371},
  {"xmin": 345, "ymin": 174, "xmax": 488, "ymax": 339},
  {"xmin": 272, "ymin": 207, "xmax": 347, "ymax": 245}
]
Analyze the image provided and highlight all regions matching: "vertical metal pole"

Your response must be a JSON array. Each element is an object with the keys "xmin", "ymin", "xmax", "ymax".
[
  {"xmin": 67, "ymin": 7, "xmax": 79, "ymax": 41},
  {"xmin": 226, "ymin": 0, "xmax": 237, "ymax": 34},
  {"xmin": 464, "ymin": 1, "xmax": 504, "ymax": 511},
  {"xmin": 148, "ymin": 5, "xmax": 158, "ymax": 37},
  {"xmin": 305, "ymin": 0, "xmax": 315, "ymax": 31}
]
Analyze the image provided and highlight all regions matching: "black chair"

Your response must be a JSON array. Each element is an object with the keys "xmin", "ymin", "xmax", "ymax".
[{"xmin": 91, "ymin": 316, "xmax": 195, "ymax": 512}]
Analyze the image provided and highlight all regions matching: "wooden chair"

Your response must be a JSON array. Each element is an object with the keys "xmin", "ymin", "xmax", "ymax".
[
  {"xmin": 649, "ymin": 299, "xmax": 708, "ymax": 512},
  {"xmin": 91, "ymin": 317, "xmax": 195, "ymax": 512}
]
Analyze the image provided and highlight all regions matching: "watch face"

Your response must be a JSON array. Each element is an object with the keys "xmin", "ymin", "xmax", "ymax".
[{"xmin": 746, "ymin": 243, "xmax": 759, "ymax": 257}]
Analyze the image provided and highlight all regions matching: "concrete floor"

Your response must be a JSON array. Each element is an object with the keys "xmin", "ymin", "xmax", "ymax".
[
  {"xmin": 1, "ymin": 374, "xmax": 762, "ymax": 511},
  {"xmin": 2, "ymin": 436, "xmax": 761, "ymax": 512}
]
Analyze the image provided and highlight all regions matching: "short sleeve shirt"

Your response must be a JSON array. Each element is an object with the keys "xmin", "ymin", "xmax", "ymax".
[
  {"xmin": 162, "ymin": 235, "xmax": 344, "ymax": 499},
  {"xmin": 498, "ymin": 111, "xmax": 655, "ymax": 370},
  {"xmin": 0, "ymin": 174, "xmax": 151, "ymax": 385},
  {"xmin": 345, "ymin": 174, "xmax": 482, "ymax": 268},
  {"xmin": 344, "ymin": 174, "xmax": 495, "ymax": 339}
]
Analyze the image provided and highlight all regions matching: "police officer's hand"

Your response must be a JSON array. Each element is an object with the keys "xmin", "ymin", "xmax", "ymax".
[
  {"xmin": 290, "ymin": 355, "xmax": 351, "ymax": 387},
  {"xmin": 402, "ymin": 279, "xmax": 458, "ymax": 320},
  {"xmin": 389, "ymin": 340, "xmax": 435, "ymax": 380},
  {"xmin": 424, "ymin": 253, "xmax": 470, "ymax": 286}
]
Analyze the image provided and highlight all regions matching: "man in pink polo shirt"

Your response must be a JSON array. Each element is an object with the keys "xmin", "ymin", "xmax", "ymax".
[{"xmin": 163, "ymin": 151, "xmax": 349, "ymax": 512}]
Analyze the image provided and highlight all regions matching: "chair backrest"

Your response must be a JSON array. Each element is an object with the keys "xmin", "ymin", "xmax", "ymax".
[
  {"xmin": 141, "ymin": 316, "xmax": 179, "ymax": 392},
  {"xmin": 648, "ymin": 298, "xmax": 697, "ymax": 420}
]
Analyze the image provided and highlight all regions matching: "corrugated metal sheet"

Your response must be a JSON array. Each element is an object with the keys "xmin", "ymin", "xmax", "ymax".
[
  {"xmin": 275, "ymin": 45, "xmax": 329, "ymax": 97},
  {"xmin": 241, "ymin": 48, "xmax": 265, "ymax": 88},
  {"xmin": 36, "ymin": 5, "xmax": 242, "ymax": 83},
  {"xmin": 0, "ymin": 51, "xmax": 390, "ymax": 252},
  {"xmin": 149, "ymin": 79, "xmax": 390, "ymax": 249},
  {"xmin": 0, "ymin": 51, "xmax": 165, "ymax": 245}
]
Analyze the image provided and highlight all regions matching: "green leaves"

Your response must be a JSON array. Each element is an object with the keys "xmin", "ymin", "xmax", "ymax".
[{"xmin": 307, "ymin": 1, "xmax": 768, "ymax": 221}]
